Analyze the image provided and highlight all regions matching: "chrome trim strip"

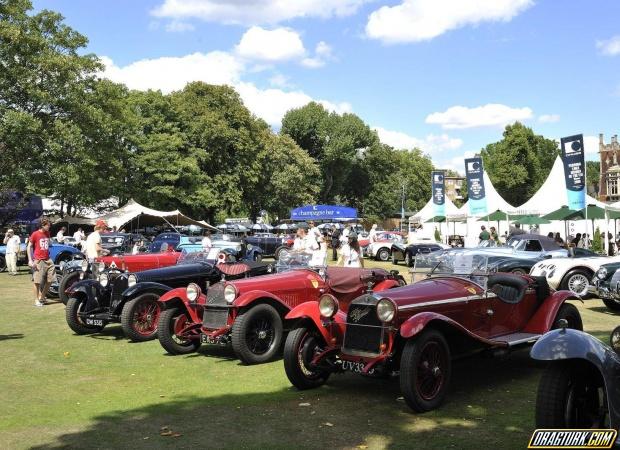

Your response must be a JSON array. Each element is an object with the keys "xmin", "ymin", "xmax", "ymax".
[
  {"xmin": 503, "ymin": 335, "xmax": 541, "ymax": 346},
  {"xmin": 398, "ymin": 292, "xmax": 497, "ymax": 310}
]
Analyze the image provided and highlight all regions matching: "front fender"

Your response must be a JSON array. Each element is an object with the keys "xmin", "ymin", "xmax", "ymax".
[
  {"xmin": 531, "ymin": 328, "xmax": 620, "ymax": 428},
  {"xmin": 66, "ymin": 279, "xmax": 105, "ymax": 311},
  {"xmin": 233, "ymin": 290, "xmax": 291, "ymax": 311},
  {"xmin": 122, "ymin": 282, "xmax": 172, "ymax": 301},
  {"xmin": 523, "ymin": 290, "xmax": 581, "ymax": 334},
  {"xmin": 400, "ymin": 311, "xmax": 501, "ymax": 346},
  {"xmin": 374, "ymin": 279, "xmax": 400, "ymax": 292},
  {"xmin": 158, "ymin": 288, "xmax": 203, "ymax": 323},
  {"xmin": 285, "ymin": 302, "xmax": 346, "ymax": 345}
]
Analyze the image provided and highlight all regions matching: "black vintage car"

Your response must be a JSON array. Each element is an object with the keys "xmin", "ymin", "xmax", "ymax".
[
  {"xmin": 589, "ymin": 261, "xmax": 620, "ymax": 312},
  {"xmin": 391, "ymin": 242, "xmax": 444, "ymax": 266},
  {"xmin": 531, "ymin": 323, "xmax": 620, "ymax": 432},
  {"xmin": 65, "ymin": 243, "xmax": 271, "ymax": 342},
  {"xmin": 101, "ymin": 233, "xmax": 145, "ymax": 255},
  {"xmin": 244, "ymin": 232, "xmax": 292, "ymax": 258}
]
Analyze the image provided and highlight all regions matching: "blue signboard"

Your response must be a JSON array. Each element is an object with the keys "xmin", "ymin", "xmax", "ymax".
[
  {"xmin": 290, "ymin": 205, "xmax": 357, "ymax": 221},
  {"xmin": 560, "ymin": 134, "xmax": 586, "ymax": 211},
  {"xmin": 431, "ymin": 171, "xmax": 446, "ymax": 217},
  {"xmin": 465, "ymin": 157, "xmax": 488, "ymax": 216}
]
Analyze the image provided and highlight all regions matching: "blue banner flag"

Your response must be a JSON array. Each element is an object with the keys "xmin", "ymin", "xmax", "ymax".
[
  {"xmin": 560, "ymin": 134, "xmax": 586, "ymax": 211},
  {"xmin": 431, "ymin": 171, "xmax": 446, "ymax": 217},
  {"xmin": 465, "ymin": 157, "xmax": 488, "ymax": 216},
  {"xmin": 290, "ymin": 205, "xmax": 357, "ymax": 221}
]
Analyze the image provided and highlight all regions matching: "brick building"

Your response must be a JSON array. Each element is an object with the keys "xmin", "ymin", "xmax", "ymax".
[{"xmin": 599, "ymin": 133, "xmax": 620, "ymax": 202}]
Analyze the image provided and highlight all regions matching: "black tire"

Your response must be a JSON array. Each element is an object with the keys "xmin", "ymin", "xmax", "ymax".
[
  {"xmin": 157, "ymin": 307, "xmax": 201, "ymax": 355},
  {"xmin": 65, "ymin": 297, "xmax": 104, "ymax": 335},
  {"xmin": 560, "ymin": 269, "xmax": 592, "ymax": 298},
  {"xmin": 553, "ymin": 303, "xmax": 583, "ymax": 331},
  {"xmin": 536, "ymin": 362, "xmax": 608, "ymax": 428},
  {"xmin": 121, "ymin": 293, "xmax": 162, "ymax": 342},
  {"xmin": 59, "ymin": 271, "xmax": 81, "ymax": 305},
  {"xmin": 400, "ymin": 329, "xmax": 451, "ymax": 412},
  {"xmin": 232, "ymin": 303, "xmax": 283, "ymax": 364},
  {"xmin": 284, "ymin": 326, "xmax": 331, "ymax": 390},
  {"xmin": 602, "ymin": 298, "xmax": 620, "ymax": 312},
  {"xmin": 392, "ymin": 254, "xmax": 399, "ymax": 265},
  {"xmin": 510, "ymin": 268, "xmax": 527, "ymax": 275},
  {"xmin": 377, "ymin": 247, "xmax": 390, "ymax": 262},
  {"xmin": 0, "ymin": 255, "xmax": 5, "ymax": 272},
  {"xmin": 254, "ymin": 252, "xmax": 262, "ymax": 262}
]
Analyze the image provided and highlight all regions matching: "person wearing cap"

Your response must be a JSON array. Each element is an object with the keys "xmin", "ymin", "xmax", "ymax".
[
  {"xmin": 27, "ymin": 217, "xmax": 55, "ymax": 306},
  {"xmin": 338, "ymin": 231, "xmax": 364, "ymax": 268},
  {"xmin": 3, "ymin": 228, "xmax": 21, "ymax": 275},
  {"xmin": 86, "ymin": 219, "xmax": 109, "ymax": 262}
]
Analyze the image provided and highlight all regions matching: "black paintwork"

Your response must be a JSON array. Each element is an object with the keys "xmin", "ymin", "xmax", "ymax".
[
  {"xmin": 531, "ymin": 328, "xmax": 620, "ymax": 429},
  {"xmin": 101, "ymin": 233, "xmax": 145, "ymax": 255},
  {"xmin": 391, "ymin": 243, "xmax": 444, "ymax": 266},
  {"xmin": 244, "ymin": 233, "xmax": 290, "ymax": 256}
]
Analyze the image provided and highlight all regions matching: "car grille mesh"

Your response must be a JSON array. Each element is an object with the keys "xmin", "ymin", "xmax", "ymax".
[
  {"xmin": 110, "ymin": 274, "xmax": 127, "ymax": 308},
  {"xmin": 206, "ymin": 283, "xmax": 226, "ymax": 306},
  {"xmin": 343, "ymin": 303, "xmax": 382, "ymax": 354},
  {"xmin": 203, "ymin": 307, "xmax": 228, "ymax": 329}
]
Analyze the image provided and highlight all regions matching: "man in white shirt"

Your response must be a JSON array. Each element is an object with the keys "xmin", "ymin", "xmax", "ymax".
[
  {"xmin": 3, "ymin": 229, "xmax": 21, "ymax": 275},
  {"xmin": 86, "ymin": 220, "xmax": 108, "ymax": 262},
  {"xmin": 73, "ymin": 227, "xmax": 84, "ymax": 242},
  {"xmin": 56, "ymin": 226, "xmax": 66, "ymax": 243},
  {"xmin": 201, "ymin": 232, "xmax": 212, "ymax": 252},
  {"xmin": 369, "ymin": 224, "xmax": 378, "ymax": 244}
]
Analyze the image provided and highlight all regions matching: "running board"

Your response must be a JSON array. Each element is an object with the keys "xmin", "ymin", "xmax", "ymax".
[{"xmin": 491, "ymin": 332, "xmax": 541, "ymax": 347}]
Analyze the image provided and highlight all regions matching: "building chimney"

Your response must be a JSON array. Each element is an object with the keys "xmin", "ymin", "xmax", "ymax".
[
  {"xmin": 600, "ymin": 133, "xmax": 604, "ymax": 144},
  {"xmin": 613, "ymin": 135, "xmax": 618, "ymax": 145}
]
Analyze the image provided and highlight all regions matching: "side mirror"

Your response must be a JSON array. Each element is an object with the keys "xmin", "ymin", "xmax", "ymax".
[{"xmin": 610, "ymin": 326, "xmax": 620, "ymax": 354}]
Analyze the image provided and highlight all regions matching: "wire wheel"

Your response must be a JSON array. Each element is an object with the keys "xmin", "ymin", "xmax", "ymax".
[{"xmin": 415, "ymin": 341, "xmax": 446, "ymax": 401}]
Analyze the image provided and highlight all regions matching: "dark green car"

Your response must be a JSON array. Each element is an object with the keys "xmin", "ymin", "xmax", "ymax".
[{"xmin": 589, "ymin": 261, "xmax": 620, "ymax": 312}]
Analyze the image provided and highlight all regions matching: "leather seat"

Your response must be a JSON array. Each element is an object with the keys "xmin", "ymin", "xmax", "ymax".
[
  {"xmin": 217, "ymin": 262, "xmax": 251, "ymax": 277},
  {"xmin": 487, "ymin": 273, "xmax": 529, "ymax": 304}
]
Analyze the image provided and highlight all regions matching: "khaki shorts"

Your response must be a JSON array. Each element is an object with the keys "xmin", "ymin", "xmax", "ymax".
[{"xmin": 33, "ymin": 259, "xmax": 55, "ymax": 284}]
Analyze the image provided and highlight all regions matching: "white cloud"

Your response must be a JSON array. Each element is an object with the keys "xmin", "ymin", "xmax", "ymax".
[
  {"xmin": 236, "ymin": 26, "xmax": 305, "ymax": 61},
  {"xmin": 425, "ymin": 103, "xmax": 533, "ymax": 129},
  {"xmin": 538, "ymin": 114, "xmax": 560, "ymax": 123},
  {"xmin": 583, "ymin": 135, "xmax": 600, "ymax": 155},
  {"xmin": 374, "ymin": 126, "xmax": 463, "ymax": 154},
  {"xmin": 596, "ymin": 35, "xmax": 620, "ymax": 56},
  {"xmin": 269, "ymin": 73, "xmax": 292, "ymax": 88},
  {"xmin": 152, "ymin": 0, "xmax": 369, "ymax": 25},
  {"xmin": 100, "ymin": 54, "xmax": 350, "ymax": 126},
  {"xmin": 301, "ymin": 41, "xmax": 333, "ymax": 68},
  {"xmin": 366, "ymin": 0, "xmax": 533, "ymax": 44},
  {"xmin": 165, "ymin": 20, "xmax": 195, "ymax": 32}
]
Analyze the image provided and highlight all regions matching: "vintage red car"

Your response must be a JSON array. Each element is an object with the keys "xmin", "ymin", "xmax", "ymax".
[
  {"xmin": 97, "ymin": 248, "xmax": 181, "ymax": 272},
  {"xmin": 282, "ymin": 252, "xmax": 584, "ymax": 413},
  {"xmin": 155, "ymin": 250, "xmax": 406, "ymax": 364}
]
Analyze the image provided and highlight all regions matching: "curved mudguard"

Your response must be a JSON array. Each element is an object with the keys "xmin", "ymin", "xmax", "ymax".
[
  {"xmin": 285, "ymin": 301, "xmax": 346, "ymax": 344},
  {"xmin": 530, "ymin": 328, "xmax": 620, "ymax": 429},
  {"xmin": 523, "ymin": 290, "xmax": 581, "ymax": 334},
  {"xmin": 158, "ymin": 288, "xmax": 203, "ymax": 323},
  {"xmin": 233, "ymin": 290, "xmax": 291, "ymax": 311},
  {"xmin": 122, "ymin": 282, "xmax": 172, "ymax": 301},
  {"xmin": 65, "ymin": 279, "xmax": 106, "ymax": 312}
]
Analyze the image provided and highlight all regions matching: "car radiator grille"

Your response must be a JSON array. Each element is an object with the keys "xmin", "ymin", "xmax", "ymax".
[
  {"xmin": 343, "ymin": 303, "xmax": 383, "ymax": 354},
  {"xmin": 109, "ymin": 275, "xmax": 127, "ymax": 308},
  {"xmin": 203, "ymin": 307, "xmax": 229, "ymax": 330},
  {"xmin": 206, "ymin": 283, "xmax": 226, "ymax": 306}
]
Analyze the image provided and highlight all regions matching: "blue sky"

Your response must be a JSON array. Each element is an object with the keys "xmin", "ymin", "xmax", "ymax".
[{"xmin": 33, "ymin": 0, "xmax": 620, "ymax": 172}]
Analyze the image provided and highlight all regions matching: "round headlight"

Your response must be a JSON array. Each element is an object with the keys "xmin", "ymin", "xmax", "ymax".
[
  {"xmin": 319, "ymin": 294, "xmax": 338, "ymax": 318},
  {"xmin": 97, "ymin": 262, "xmax": 106, "ymax": 273},
  {"xmin": 81, "ymin": 260, "xmax": 88, "ymax": 272},
  {"xmin": 127, "ymin": 274, "xmax": 137, "ymax": 287},
  {"xmin": 376, "ymin": 298, "xmax": 396, "ymax": 322},
  {"xmin": 224, "ymin": 284, "xmax": 237, "ymax": 304},
  {"xmin": 98, "ymin": 273, "xmax": 109, "ymax": 287},
  {"xmin": 610, "ymin": 326, "xmax": 620, "ymax": 354},
  {"xmin": 247, "ymin": 244, "xmax": 253, "ymax": 250},
  {"xmin": 186, "ymin": 283, "xmax": 201, "ymax": 302},
  {"xmin": 597, "ymin": 267, "xmax": 608, "ymax": 280}
]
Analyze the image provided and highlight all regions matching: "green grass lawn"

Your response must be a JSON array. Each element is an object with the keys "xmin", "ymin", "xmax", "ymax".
[{"xmin": 0, "ymin": 261, "xmax": 618, "ymax": 450}]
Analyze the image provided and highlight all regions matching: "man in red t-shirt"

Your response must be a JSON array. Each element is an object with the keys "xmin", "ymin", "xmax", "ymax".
[{"xmin": 27, "ymin": 217, "xmax": 55, "ymax": 307}]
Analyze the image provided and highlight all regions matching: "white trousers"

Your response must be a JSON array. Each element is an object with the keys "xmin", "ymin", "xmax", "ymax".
[{"xmin": 6, "ymin": 253, "xmax": 17, "ymax": 273}]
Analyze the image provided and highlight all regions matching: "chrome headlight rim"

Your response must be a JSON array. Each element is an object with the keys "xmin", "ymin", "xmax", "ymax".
[
  {"xmin": 98, "ymin": 272, "xmax": 109, "ymax": 288},
  {"xmin": 186, "ymin": 283, "xmax": 201, "ymax": 303},
  {"xmin": 127, "ymin": 274, "xmax": 138, "ymax": 287},
  {"xmin": 224, "ymin": 284, "xmax": 237, "ymax": 304},
  {"xmin": 318, "ymin": 294, "xmax": 338, "ymax": 318},
  {"xmin": 376, "ymin": 298, "xmax": 397, "ymax": 323},
  {"xmin": 597, "ymin": 267, "xmax": 608, "ymax": 280},
  {"xmin": 81, "ymin": 260, "xmax": 88, "ymax": 272},
  {"xmin": 610, "ymin": 326, "xmax": 620, "ymax": 354}
]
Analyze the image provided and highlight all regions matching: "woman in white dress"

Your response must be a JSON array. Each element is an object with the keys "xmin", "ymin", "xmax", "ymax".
[
  {"xmin": 338, "ymin": 232, "xmax": 364, "ymax": 268},
  {"xmin": 310, "ymin": 233, "xmax": 327, "ymax": 266}
]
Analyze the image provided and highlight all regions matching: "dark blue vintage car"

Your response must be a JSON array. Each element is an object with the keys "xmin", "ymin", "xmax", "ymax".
[
  {"xmin": 244, "ymin": 232, "xmax": 292, "ymax": 258},
  {"xmin": 531, "ymin": 324, "xmax": 620, "ymax": 432}
]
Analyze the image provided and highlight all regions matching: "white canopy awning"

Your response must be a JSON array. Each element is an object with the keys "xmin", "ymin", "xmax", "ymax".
[{"xmin": 457, "ymin": 170, "xmax": 515, "ymax": 216}]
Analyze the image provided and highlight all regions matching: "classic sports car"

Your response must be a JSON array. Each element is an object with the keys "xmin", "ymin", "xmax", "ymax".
[
  {"xmin": 244, "ymin": 233, "xmax": 293, "ymax": 258},
  {"xmin": 364, "ymin": 232, "xmax": 405, "ymax": 261},
  {"xmin": 0, "ymin": 240, "xmax": 80, "ymax": 272},
  {"xmin": 589, "ymin": 262, "xmax": 620, "ymax": 312},
  {"xmin": 64, "ymin": 242, "xmax": 267, "ymax": 341},
  {"xmin": 100, "ymin": 233, "xmax": 145, "ymax": 255},
  {"xmin": 155, "ymin": 250, "xmax": 406, "ymax": 364},
  {"xmin": 282, "ymin": 252, "xmax": 583, "ymax": 413},
  {"xmin": 147, "ymin": 232, "xmax": 186, "ymax": 253},
  {"xmin": 530, "ymin": 323, "xmax": 620, "ymax": 431},
  {"xmin": 391, "ymin": 242, "xmax": 446, "ymax": 266},
  {"xmin": 531, "ymin": 252, "xmax": 614, "ymax": 298}
]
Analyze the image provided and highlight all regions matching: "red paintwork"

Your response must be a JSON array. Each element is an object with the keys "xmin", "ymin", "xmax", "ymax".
[
  {"xmin": 158, "ymin": 288, "xmax": 203, "ymax": 324},
  {"xmin": 298, "ymin": 274, "xmax": 576, "ymax": 373},
  {"xmin": 97, "ymin": 251, "xmax": 181, "ymax": 272}
]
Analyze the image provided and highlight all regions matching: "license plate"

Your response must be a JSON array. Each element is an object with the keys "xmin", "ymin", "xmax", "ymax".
[
  {"xmin": 341, "ymin": 360, "xmax": 366, "ymax": 373},
  {"xmin": 201, "ymin": 334, "xmax": 218, "ymax": 344},
  {"xmin": 86, "ymin": 318, "xmax": 103, "ymax": 326}
]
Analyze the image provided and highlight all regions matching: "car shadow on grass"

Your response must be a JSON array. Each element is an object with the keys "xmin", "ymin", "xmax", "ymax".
[
  {"xmin": 29, "ymin": 349, "xmax": 541, "ymax": 450},
  {"xmin": 86, "ymin": 325, "xmax": 126, "ymax": 341},
  {"xmin": 0, "ymin": 333, "xmax": 24, "ymax": 341},
  {"xmin": 590, "ymin": 306, "xmax": 620, "ymax": 317}
]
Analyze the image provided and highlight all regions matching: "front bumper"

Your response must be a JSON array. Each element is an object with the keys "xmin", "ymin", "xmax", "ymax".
[{"xmin": 588, "ymin": 280, "xmax": 618, "ymax": 300}]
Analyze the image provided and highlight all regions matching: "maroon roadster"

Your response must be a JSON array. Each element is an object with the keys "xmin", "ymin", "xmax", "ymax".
[
  {"xmin": 155, "ymin": 250, "xmax": 405, "ymax": 364},
  {"xmin": 282, "ymin": 252, "xmax": 584, "ymax": 412}
]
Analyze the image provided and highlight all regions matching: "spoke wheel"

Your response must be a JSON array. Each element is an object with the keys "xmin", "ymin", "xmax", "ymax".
[
  {"xmin": 561, "ymin": 270, "xmax": 591, "ymax": 298},
  {"xmin": 232, "ymin": 304, "xmax": 283, "ymax": 365},
  {"xmin": 157, "ymin": 307, "xmax": 201, "ymax": 355},
  {"xmin": 121, "ymin": 293, "xmax": 162, "ymax": 342},
  {"xmin": 416, "ymin": 342, "xmax": 445, "ymax": 401},
  {"xmin": 65, "ymin": 297, "xmax": 104, "ymax": 335},
  {"xmin": 284, "ymin": 327, "xmax": 331, "ymax": 390}
]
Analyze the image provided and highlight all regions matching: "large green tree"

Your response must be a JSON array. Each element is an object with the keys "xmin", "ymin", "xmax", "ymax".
[{"xmin": 481, "ymin": 122, "xmax": 559, "ymax": 206}]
